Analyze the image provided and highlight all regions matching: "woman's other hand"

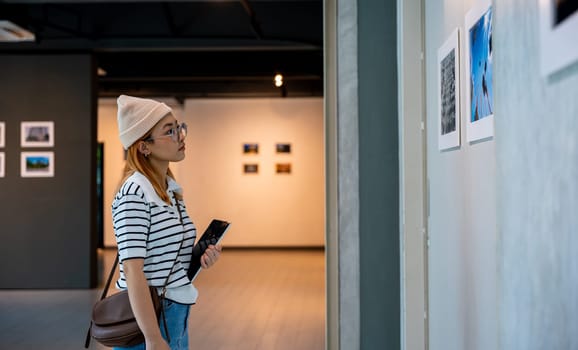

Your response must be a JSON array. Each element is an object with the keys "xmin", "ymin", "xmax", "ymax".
[{"xmin": 201, "ymin": 244, "xmax": 222, "ymax": 268}]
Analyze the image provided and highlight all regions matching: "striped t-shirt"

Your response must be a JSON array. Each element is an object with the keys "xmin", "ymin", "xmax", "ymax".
[{"xmin": 112, "ymin": 171, "xmax": 198, "ymax": 303}]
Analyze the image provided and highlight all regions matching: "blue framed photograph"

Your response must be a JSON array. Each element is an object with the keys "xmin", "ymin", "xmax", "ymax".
[
  {"xmin": 465, "ymin": 1, "xmax": 494, "ymax": 142},
  {"xmin": 21, "ymin": 152, "xmax": 54, "ymax": 177}
]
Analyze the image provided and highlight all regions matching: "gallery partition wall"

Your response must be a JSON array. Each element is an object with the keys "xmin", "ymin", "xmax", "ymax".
[
  {"xmin": 326, "ymin": 0, "xmax": 401, "ymax": 348},
  {"xmin": 0, "ymin": 54, "xmax": 97, "ymax": 289}
]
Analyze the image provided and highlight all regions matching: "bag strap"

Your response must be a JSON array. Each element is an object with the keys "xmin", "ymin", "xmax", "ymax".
[{"xmin": 158, "ymin": 192, "xmax": 186, "ymax": 341}]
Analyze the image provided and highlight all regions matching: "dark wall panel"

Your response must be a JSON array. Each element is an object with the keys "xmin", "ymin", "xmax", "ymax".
[
  {"xmin": 358, "ymin": 0, "xmax": 400, "ymax": 348},
  {"xmin": 0, "ymin": 54, "xmax": 97, "ymax": 288}
]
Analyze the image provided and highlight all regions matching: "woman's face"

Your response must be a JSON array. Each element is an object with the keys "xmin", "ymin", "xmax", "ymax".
[{"xmin": 145, "ymin": 113, "xmax": 187, "ymax": 163}]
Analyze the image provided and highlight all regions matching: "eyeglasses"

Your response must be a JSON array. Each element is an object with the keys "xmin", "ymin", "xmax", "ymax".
[{"xmin": 146, "ymin": 123, "xmax": 187, "ymax": 143}]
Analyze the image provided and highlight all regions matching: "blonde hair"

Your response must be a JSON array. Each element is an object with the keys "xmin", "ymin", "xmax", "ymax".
[{"xmin": 116, "ymin": 136, "xmax": 181, "ymax": 205}]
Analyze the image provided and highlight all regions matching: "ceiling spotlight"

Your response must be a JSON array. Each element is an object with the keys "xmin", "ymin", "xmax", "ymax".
[
  {"xmin": 97, "ymin": 67, "xmax": 107, "ymax": 76},
  {"xmin": 274, "ymin": 73, "xmax": 283, "ymax": 87}
]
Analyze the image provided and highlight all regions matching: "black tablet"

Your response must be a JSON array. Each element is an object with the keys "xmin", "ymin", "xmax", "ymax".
[{"xmin": 187, "ymin": 219, "xmax": 231, "ymax": 281}]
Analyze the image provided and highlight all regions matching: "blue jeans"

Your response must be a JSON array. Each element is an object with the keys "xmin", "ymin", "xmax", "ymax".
[{"xmin": 113, "ymin": 298, "xmax": 191, "ymax": 350}]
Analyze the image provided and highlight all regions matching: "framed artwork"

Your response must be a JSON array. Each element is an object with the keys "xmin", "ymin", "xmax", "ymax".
[
  {"xmin": 21, "ymin": 152, "xmax": 54, "ymax": 177},
  {"xmin": 243, "ymin": 143, "xmax": 259, "ymax": 154},
  {"xmin": 0, "ymin": 122, "xmax": 5, "ymax": 148},
  {"xmin": 243, "ymin": 163, "xmax": 259, "ymax": 174},
  {"xmin": 276, "ymin": 163, "xmax": 291, "ymax": 174},
  {"xmin": 21, "ymin": 121, "xmax": 54, "ymax": 147},
  {"xmin": 539, "ymin": 0, "xmax": 578, "ymax": 76},
  {"xmin": 437, "ymin": 28, "xmax": 461, "ymax": 150},
  {"xmin": 465, "ymin": 1, "xmax": 494, "ymax": 142},
  {"xmin": 0, "ymin": 152, "xmax": 4, "ymax": 178},
  {"xmin": 276, "ymin": 143, "xmax": 291, "ymax": 153}
]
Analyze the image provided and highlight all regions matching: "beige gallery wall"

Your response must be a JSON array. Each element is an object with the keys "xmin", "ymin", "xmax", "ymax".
[{"xmin": 98, "ymin": 97, "xmax": 324, "ymax": 248}]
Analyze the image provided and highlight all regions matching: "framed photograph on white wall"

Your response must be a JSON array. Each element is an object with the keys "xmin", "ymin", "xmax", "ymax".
[
  {"xmin": 21, "ymin": 121, "xmax": 54, "ymax": 147},
  {"xmin": 438, "ymin": 28, "xmax": 461, "ymax": 150},
  {"xmin": 243, "ymin": 143, "xmax": 259, "ymax": 154},
  {"xmin": 21, "ymin": 152, "xmax": 54, "ymax": 177},
  {"xmin": 539, "ymin": 0, "xmax": 578, "ymax": 76},
  {"xmin": 0, "ymin": 122, "xmax": 5, "ymax": 148},
  {"xmin": 465, "ymin": 0, "xmax": 494, "ymax": 142}
]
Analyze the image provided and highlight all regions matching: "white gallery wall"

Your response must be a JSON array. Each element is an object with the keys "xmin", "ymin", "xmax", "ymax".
[
  {"xmin": 425, "ymin": 1, "xmax": 497, "ymax": 349},
  {"xmin": 495, "ymin": 1, "xmax": 578, "ymax": 349},
  {"xmin": 98, "ymin": 97, "xmax": 324, "ymax": 248},
  {"xmin": 426, "ymin": 0, "xmax": 578, "ymax": 349}
]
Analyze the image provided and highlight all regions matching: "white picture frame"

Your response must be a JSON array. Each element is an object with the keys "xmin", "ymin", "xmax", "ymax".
[
  {"xmin": 21, "ymin": 152, "xmax": 54, "ymax": 178},
  {"xmin": 465, "ymin": 0, "xmax": 494, "ymax": 143},
  {"xmin": 539, "ymin": 0, "xmax": 578, "ymax": 76},
  {"xmin": 21, "ymin": 121, "xmax": 54, "ymax": 147},
  {"xmin": 0, "ymin": 152, "xmax": 4, "ymax": 178},
  {"xmin": 438, "ymin": 28, "xmax": 461, "ymax": 151},
  {"xmin": 0, "ymin": 122, "xmax": 5, "ymax": 148}
]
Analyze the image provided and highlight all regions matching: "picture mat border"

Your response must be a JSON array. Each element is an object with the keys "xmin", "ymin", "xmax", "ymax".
[
  {"xmin": 21, "ymin": 151, "xmax": 54, "ymax": 178},
  {"xmin": 0, "ymin": 122, "xmax": 5, "ymax": 148},
  {"xmin": 464, "ymin": 0, "xmax": 494, "ymax": 143},
  {"xmin": 539, "ymin": 0, "xmax": 578, "ymax": 76},
  {"xmin": 437, "ymin": 27, "xmax": 461, "ymax": 151},
  {"xmin": 0, "ymin": 152, "xmax": 4, "ymax": 177},
  {"xmin": 21, "ymin": 121, "xmax": 55, "ymax": 148}
]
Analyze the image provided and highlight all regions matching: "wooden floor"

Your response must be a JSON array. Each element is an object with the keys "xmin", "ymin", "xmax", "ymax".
[{"xmin": 0, "ymin": 248, "xmax": 325, "ymax": 350}]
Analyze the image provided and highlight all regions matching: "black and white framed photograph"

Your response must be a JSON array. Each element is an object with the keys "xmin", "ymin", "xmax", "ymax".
[
  {"xmin": 21, "ymin": 152, "xmax": 54, "ymax": 177},
  {"xmin": 243, "ymin": 163, "xmax": 259, "ymax": 174},
  {"xmin": 539, "ymin": 0, "xmax": 578, "ymax": 76},
  {"xmin": 465, "ymin": 0, "xmax": 494, "ymax": 142},
  {"xmin": 0, "ymin": 122, "xmax": 5, "ymax": 148},
  {"xmin": 0, "ymin": 152, "xmax": 4, "ymax": 178},
  {"xmin": 276, "ymin": 143, "xmax": 292, "ymax": 154},
  {"xmin": 438, "ymin": 28, "xmax": 461, "ymax": 150},
  {"xmin": 21, "ymin": 121, "xmax": 54, "ymax": 147}
]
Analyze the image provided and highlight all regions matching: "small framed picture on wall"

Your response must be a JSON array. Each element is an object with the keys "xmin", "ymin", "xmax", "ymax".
[
  {"xmin": 243, "ymin": 163, "xmax": 259, "ymax": 174},
  {"xmin": 539, "ymin": 0, "xmax": 578, "ymax": 76},
  {"xmin": 276, "ymin": 163, "xmax": 291, "ymax": 174},
  {"xmin": 243, "ymin": 143, "xmax": 259, "ymax": 154},
  {"xmin": 21, "ymin": 152, "xmax": 54, "ymax": 178},
  {"xmin": 21, "ymin": 121, "xmax": 55, "ymax": 147},
  {"xmin": 276, "ymin": 143, "xmax": 291, "ymax": 154}
]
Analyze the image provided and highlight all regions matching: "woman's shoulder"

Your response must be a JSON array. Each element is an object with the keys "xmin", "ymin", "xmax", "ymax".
[
  {"xmin": 117, "ymin": 172, "xmax": 145, "ymax": 193},
  {"xmin": 116, "ymin": 171, "xmax": 166, "ymax": 206}
]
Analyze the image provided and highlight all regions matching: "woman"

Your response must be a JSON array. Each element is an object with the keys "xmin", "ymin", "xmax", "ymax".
[{"xmin": 112, "ymin": 95, "xmax": 221, "ymax": 350}]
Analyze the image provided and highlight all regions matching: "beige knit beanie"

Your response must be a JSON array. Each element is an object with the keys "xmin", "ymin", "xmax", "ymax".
[{"xmin": 117, "ymin": 95, "xmax": 173, "ymax": 149}]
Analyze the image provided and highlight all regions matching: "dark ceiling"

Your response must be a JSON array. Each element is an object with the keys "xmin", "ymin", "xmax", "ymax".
[{"xmin": 0, "ymin": 0, "xmax": 323, "ymax": 99}]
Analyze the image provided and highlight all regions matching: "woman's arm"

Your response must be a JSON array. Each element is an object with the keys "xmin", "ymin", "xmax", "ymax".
[{"xmin": 123, "ymin": 258, "xmax": 170, "ymax": 350}]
